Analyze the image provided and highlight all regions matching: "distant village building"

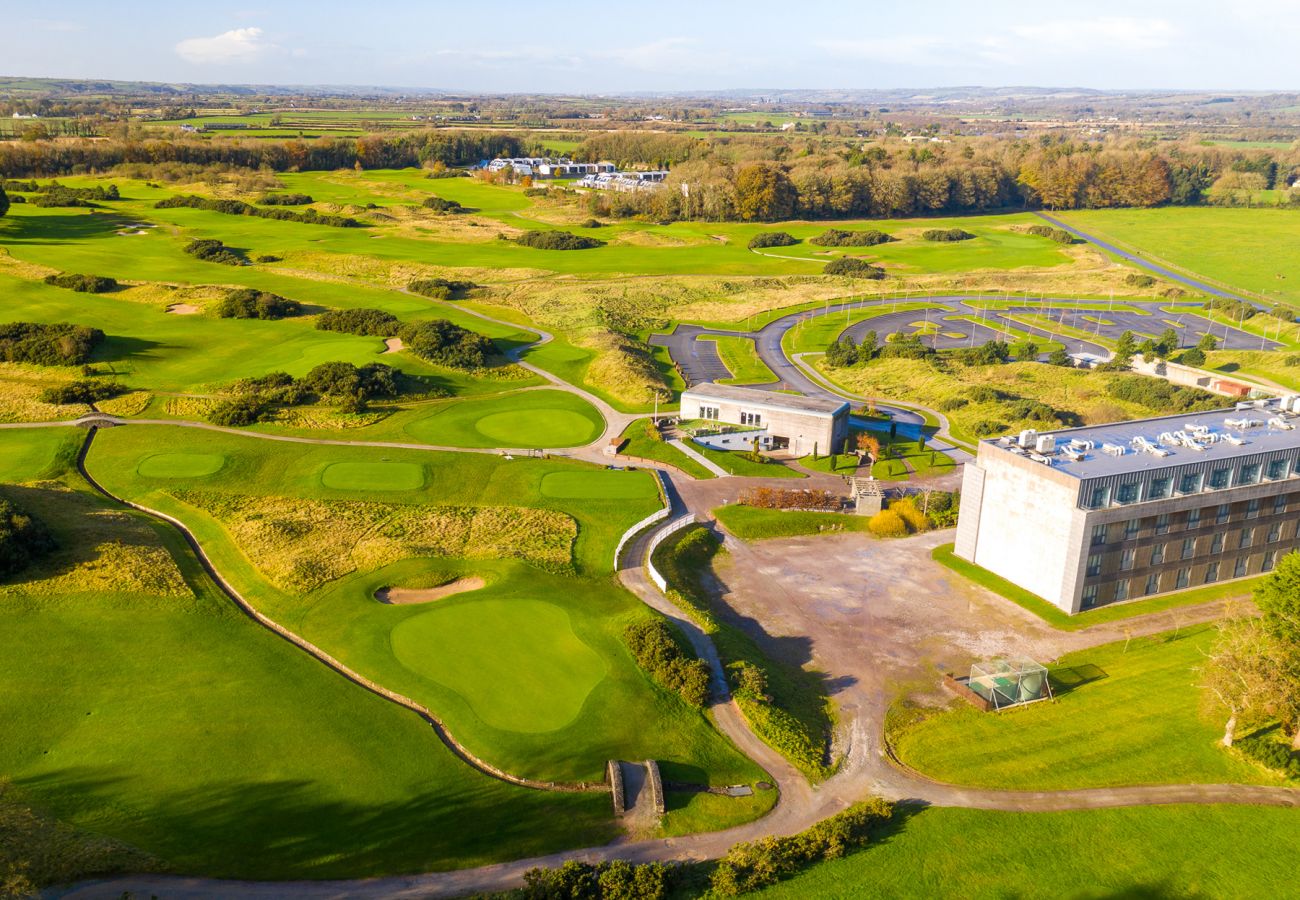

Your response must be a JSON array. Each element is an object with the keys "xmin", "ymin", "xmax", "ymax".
[
  {"xmin": 575, "ymin": 170, "xmax": 670, "ymax": 192},
  {"xmin": 485, "ymin": 157, "xmax": 615, "ymax": 179}
]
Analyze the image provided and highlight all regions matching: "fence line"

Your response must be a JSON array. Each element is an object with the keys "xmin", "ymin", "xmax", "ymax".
[
  {"xmin": 646, "ymin": 513, "xmax": 700, "ymax": 592},
  {"xmin": 612, "ymin": 470, "xmax": 673, "ymax": 569}
]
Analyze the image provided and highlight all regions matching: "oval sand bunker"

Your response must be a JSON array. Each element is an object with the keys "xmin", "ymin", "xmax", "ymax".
[{"xmin": 375, "ymin": 577, "xmax": 485, "ymax": 605}]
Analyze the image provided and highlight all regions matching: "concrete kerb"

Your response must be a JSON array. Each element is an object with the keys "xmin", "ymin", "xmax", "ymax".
[{"xmin": 72, "ymin": 426, "xmax": 608, "ymax": 798}]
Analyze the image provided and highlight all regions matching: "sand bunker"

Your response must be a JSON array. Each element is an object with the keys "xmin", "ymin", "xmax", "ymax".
[
  {"xmin": 166, "ymin": 303, "xmax": 201, "ymax": 315},
  {"xmin": 382, "ymin": 337, "xmax": 404, "ymax": 354},
  {"xmin": 375, "ymin": 576, "xmax": 485, "ymax": 605}
]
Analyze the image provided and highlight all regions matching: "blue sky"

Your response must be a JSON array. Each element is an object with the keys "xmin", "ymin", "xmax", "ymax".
[{"xmin": 9, "ymin": 1, "xmax": 1297, "ymax": 92}]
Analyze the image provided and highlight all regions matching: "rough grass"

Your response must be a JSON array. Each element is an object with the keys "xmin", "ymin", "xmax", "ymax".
[
  {"xmin": 713, "ymin": 505, "xmax": 872, "ymax": 540},
  {"xmin": 701, "ymin": 335, "xmax": 778, "ymax": 385},
  {"xmin": 891, "ymin": 624, "xmax": 1281, "ymax": 790},
  {"xmin": 168, "ymin": 489, "xmax": 577, "ymax": 592}
]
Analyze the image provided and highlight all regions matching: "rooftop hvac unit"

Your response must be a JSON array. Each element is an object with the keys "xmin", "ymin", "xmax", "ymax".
[
  {"xmin": 1290, "ymin": 397, "xmax": 1300, "ymax": 414},
  {"xmin": 1223, "ymin": 433, "xmax": 1245, "ymax": 445},
  {"xmin": 1035, "ymin": 434, "xmax": 1057, "ymax": 454},
  {"xmin": 1269, "ymin": 417, "xmax": 1294, "ymax": 431},
  {"xmin": 1018, "ymin": 429, "xmax": 1037, "ymax": 448},
  {"xmin": 1063, "ymin": 449, "xmax": 1085, "ymax": 462},
  {"xmin": 1068, "ymin": 438, "xmax": 1095, "ymax": 451},
  {"xmin": 1186, "ymin": 423, "xmax": 1210, "ymax": 436},
  {"xmin": 1158, "ymin": 432, "xmax": 1179, "ymax": 445},
  {"xmin": 1102, "ymin": 443, "xmax": 1126, "ymax": 456},
  {"xmin": 1236, "ymin": 402, "xmax": 1255, "ymax": 410},
  {"xmin": 1224, "ymin": 417, "xmax": 1248, "ymax": 429},
  {"xmin": 1029, "ymin": 452, "xmax": 1053, "ymax": 465}
]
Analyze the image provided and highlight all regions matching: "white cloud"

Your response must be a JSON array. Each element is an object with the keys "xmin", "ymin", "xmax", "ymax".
[
  {"xmin": 175, "ymin": 27, "xmax": 276, "ymax": 65},
  {"xmin": 1012, "ymin": 17, "xmax": 1178, "ymax": 51}
]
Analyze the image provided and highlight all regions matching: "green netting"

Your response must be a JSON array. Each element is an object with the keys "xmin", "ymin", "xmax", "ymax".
[{"xmin": 968, "ymin": 658, "xmax": 1053, "ymax": 709}]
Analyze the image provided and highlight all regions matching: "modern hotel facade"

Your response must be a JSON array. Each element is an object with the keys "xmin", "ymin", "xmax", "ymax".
[{"xmin": 955, "ymin": 399, "xmax": 1300, "ymax": 614}]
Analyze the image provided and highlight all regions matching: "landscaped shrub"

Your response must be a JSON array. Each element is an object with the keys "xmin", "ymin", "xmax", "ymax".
[
  {"xmin": 922, "ymin": 228, "xmax": 975, "ymax": 241},
  {"xmin": 397, "ymin": 319, "xmax": 495, "ymax": 368},
  {"xmin": 1124, "ymin": 273, "xmax": 1157, "ymax": 288},
  {"xmin": 623, "ymin": 619, "xmax": 711, "ymax": 707},
  {"xmin": 890, "ymin": 498, "xmax": 930, "ymax": 533},
  {"xmin": 824, "ymin": 257, "xmax": 885, "ymax": 279},
  {"xmin": 924, "ymin": 489, "xmax": 961, "ymax": 528},
  {"xmin": 0, "ymin": 499, "xmax": 57, "ymax": 578},
  {"xmin": 301, "ymin": 361, "xmax": 399, "ymax": 400},
  {"xmin": 1180, "ymin": 347, "xmax": 1207, "ymax": 366},
  {"xmin": 422, "ymin": 195, "xmax": 463, "ymax": 213},
  {"xmin": 315, "ymin": 308, "xmax": 399, "ymax": 336},
  {"xmin": 0, "ymin": 322, "xmax": 104, "ymax": 366},
  {"xmin": 257, "ymin": 192, "xmax": 313, "ymax": 205},
  {"xmin": 710, "ymin": 799, "xmax": 894, "ymax": 896},
  {"xmin": 157, "ymin": 194, "xmax": 360, "ymax": 227},
  {"xmin": 747, "ymin": 231, "xmax": 799, "ymax": 249},
  {"xmin": 518, "ymin": 859, "xmax": 675, "ymax": 900},
  {"xmin": 42, "ymin": 273, "xmax": 118, "ymax": 293},
  {"xmin": 1025, "ymin": 224, "xmax": 1077, "ymax": 244},
  {"xmin": 38, "ymin": 380, "xmax": 125, "ymax": 405},
  {"xmin": 867, "ymin": 508, "xmax": 908, "ymax": 537},
  {"xmin": 215, "ymin": 289, "xmax": 301, "ymax": 320},
  {"xmin": 207, "ymin": 395, "xmax": 275, "ymax": 427},
  {"xmin": 1237, "ymin": 734, "xmax": 1300, "ymax": 779},
  {"xmin": 738, "ymin": 487, "xmax": 841, "ymax": 511},
  {"xmin": 183, "ymin": 239, "xmax": 246, "ymax": 266},
  {"xmin": 809, "ymin": 228, "xmax": 895, "ymax": 247},
  {"xmin": 514, "ymin": 230, "xmax": 603, "ymax": 250},
  {"xmin": 407, "ymin": 277, "xmax": 477, "ymax": 300}
]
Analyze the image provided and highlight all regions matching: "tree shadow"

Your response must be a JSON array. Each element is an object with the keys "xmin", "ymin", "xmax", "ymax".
[
  {"xmin": 0, "ymin": 211, "xmax": 129, "ymax": 245},
  {"xmin": 93, "ymin": 334, "xmax": 164, "ymax": 365},
  {"xmin": 1048, "ymin": 663, "xmax": 1108, "ymax": 696}
]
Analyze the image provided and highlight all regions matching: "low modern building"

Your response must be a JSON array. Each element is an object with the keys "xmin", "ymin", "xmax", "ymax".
[
  {"xmin": 680, "ymin": 383, "xmax": 849, "ymax": 456},
  {"xmin": 955, "ymin": 398, "xmax": 1300, "ymax": 614}
]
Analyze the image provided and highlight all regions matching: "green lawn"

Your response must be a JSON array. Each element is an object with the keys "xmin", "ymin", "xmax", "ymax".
[
  {"xmin": 757, "ymin": 805, "xmax": 1300, "ymax": 899},
  {"xmin": 892, "ymin": 624, "xmax": 1279, "ymax": 790},
  {"xmin": 713, "ymin": 505, "xmax": 872, "ymax": 540},
  {"xmin": 700, "ymin": 335, "xmax": 778, "ymax": 385},
  {"xmin": 692, "ymin": 443, "xmax": 805, "ymax": 478},
  {"xmin": 0, "ymin": 429, "xmax": 617, "ymax": 882},
  {"xmin": 781, "ymin": 301, "xmax": 940, "ymax": 356},
  {"xmin": 933, "ymin": 543, "xmax": 1263, "ymax": 631},
  {"xmin": 616, "ymin": 420, "xmax": 715, "ymax": 479},
  {"xmin": 82, "ymin": 425, "xmax": 765, "ymax": 803}
]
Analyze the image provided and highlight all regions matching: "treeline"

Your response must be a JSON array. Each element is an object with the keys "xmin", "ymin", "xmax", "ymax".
[
  {"xmin": 0, "ymin": 130, "xmax": 537, "ymax": 177},
  {"xmin": 155, "ymin": 194, "xmax": 361, "ymax": 227}
]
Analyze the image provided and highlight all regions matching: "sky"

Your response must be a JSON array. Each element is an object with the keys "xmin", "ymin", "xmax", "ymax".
[{"xmin": 9, "ymin": 1, "xmax": 1300, "ymax": 93}]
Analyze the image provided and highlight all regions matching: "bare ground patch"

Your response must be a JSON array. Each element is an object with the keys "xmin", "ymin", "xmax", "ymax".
[
  {"xmin": 382, "ymin": 337, "xmax": 404, "ymax": 354},
  {"xmin": 166, "ymin": 303, "xmax": 201, "ymax": 315},
  {"xmin": 374, "ymin": 576, "xmax": 486, "ymax": 604}
]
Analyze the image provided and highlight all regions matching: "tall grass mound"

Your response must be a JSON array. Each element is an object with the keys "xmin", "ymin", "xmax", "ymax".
[
  {"xmin": 0, "ymin": 498, "xmax": 56, "ymax": 578},
  {"xmin": 1125, "ymin": 273, "xmax": 1157, "ymax": 287},
  {"xmin": 748, "ymin": 231, "xmax": 799, "ymax": 249},
  {"xmin": 408, "ymin": 277, "xmax": 478, "ymax": 300},
  {"xmin": 397, "ymin": 320, "xmax": 496, "ymax": 368},
  {"xmin": 581, "ymin": 329, "xmax": 672, "ymax": 407},
  {"xmin": 515, "ymin": 230, "xmax": 603, "ymax": 250},
  {"xmin": 824, "ymin": 257, "xmax": 885, "ymax": 279},
  {"xmin": 215, "ymin": 289, "xmax": 301, "ymax": 320},
  {"xmin": 315, "ymin": 308, "xmax": 399, "ymax": 336},
  {"xmin": 422, "ymin": 196, "xmax": 464, "ymax": 214},
  {"xmin": 257, "ymin": 192, "xmax": 313, "ymax": 206},
  {"xmin": 1025, "ymin": 224, "xmax": 1078, "ymax": 244},
  {"xmin": 183, "ymin": 239, "xmax": 247, "ymax": 266},
  {"xmin": 42, "ymin": 273, "xmax": 118, "ymax": 293},
  {"xmin": 0, "ymin": 322, "xmax": 104, "ymax": 366},
  {"xmin": 922, "ymin": 228, "xmax": 976, "ymax": 242},
  {"xmin": 809, "ymin": 229, "xmax": 895, "ymax": 247},
  {"xmin": 170, "ymin": 490, "xmax": 577, "ymax": 592}
]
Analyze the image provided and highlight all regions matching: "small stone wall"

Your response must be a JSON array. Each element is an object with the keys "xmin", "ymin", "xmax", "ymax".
[
  {"xmin": 645, "ymin": 759, "xmax": 666, "ymax": 817},
  {"xmin": 608, "ymin": 759, "xmax": 625, "ymax": 815},
  {"xmin": 944, "ymin": 673, "xmax": 992, "ymax": 712}
]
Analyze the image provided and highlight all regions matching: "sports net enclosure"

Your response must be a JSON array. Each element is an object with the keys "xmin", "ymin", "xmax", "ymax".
[{"xmin": 967, "ymin": 658, "xmax": 1054, "ymax": 710}]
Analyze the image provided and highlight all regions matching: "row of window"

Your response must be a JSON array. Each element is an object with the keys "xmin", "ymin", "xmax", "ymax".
[
  {"xmin": 1081, "ymin": 550, "xmax": 1282, "ymax": 608},
  {"xmin": 1086, "ymin": 520, "xmax": 1292, "ymax": 576},
  {"xmin": 1085, "ymin": 457, "xmax": 1296, "ymax": 509},
  {"xmin": 699, "ymin": 405, "xmax": 720, "ymax": 420},
  {"xmin": 1089, "ymin": 494, "xmax": 1294, "ymax": 547},
  {"xmin": 739, "ymin": 411, "xmax": 763, "ymax": 426}
]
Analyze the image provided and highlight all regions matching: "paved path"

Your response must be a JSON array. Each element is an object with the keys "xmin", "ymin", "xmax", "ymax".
[{"xmin": 667, "ymin": 438, "xmax": 731, "ymax": 477}]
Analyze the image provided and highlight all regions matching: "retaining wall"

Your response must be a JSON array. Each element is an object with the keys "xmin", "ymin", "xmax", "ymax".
[
  {"xmin": 612, "ymin": 470, "xmax": 673, "ymax": 569},
  {"xmin": 646, "ymin": 513, "xmax": 700, "ymax": 592},
  {"xmin": 645, "ymin": 759, "xmax": 666, "ymax": 817},
  {"xmin": 608, "ymin": 760, "xmax": 626, "ymax": 815}
]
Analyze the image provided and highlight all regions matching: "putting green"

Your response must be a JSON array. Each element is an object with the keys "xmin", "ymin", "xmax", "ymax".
[
  {"xmin": 390, "ymin": 598, "xmax": 606, "ymax": 733},
  {"xmin": 474, "ymin": 410, "xmax": 599, "ymax": 446},
  {"xmin": 320, "ymin": 461, "xmax": 425, "ymax": 491},
  {"xmin": 135, "ymin": 452, "xmax": 226, "ymax": 478},
  {"xmin": 539, "ymin": 470, "xmax": 660, "ymax": 501}
]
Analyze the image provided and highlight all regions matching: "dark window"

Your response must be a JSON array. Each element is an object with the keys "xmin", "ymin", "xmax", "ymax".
[
  {"xmin": 1263, "ymin": 551, "xmax": 1277, "ymax": 572},
  {"xmin": 1211, "ymin": 532, "xmax": 1225, "ymax": 554},
  {"xmin": 1181, "ymin": 537, "xmax": 1195, "ymax": 560},
  {"xmin": 1268, "ymin": 522, "xmax": 1282, "ymax": 543},
  {"xmin": 1246, "ymin": 498, "xmax": 1260, "ymax": 520},
  {"xmin": 1082, "ymin": 584, "xmax": 1099, "ymax": 608},
  {"xmin": 1216, "ymin": 503, "xmax": 1231, "ymax": 525},
  {"xmin": 1144, "ymin": 573, "xmax": 1160, "ymax": 595},
  {"xmin": 1239, "ymin": 463, "xmax": 1261, "ymax": 485},
  {"xmin": 1091, "ymin": 523, "xmax": 1108, "ymax": 546},
  {"xmin": 1267, "ymin": 458, "xmax": 1290, "ymax": 480},
  {"xmin": 1209, "ymin": 468, "xmax": 1232, "ymax": 490},
  {"xmin": 1179, "ymin": 472, "xmax": 1203, "ymax": 495},
  {"xmin": 1149, "ymin": 476, "xmax": 1173, "ymax": 499},
  {"xmin": 1240, "ymin": 527, "xmax": 1254, "ymax": 549},
  {"xmin": 1120, "ymin": 548, "xmax": 1136, "ymax": 571},
  {"xmin": 1124, "ymin": 519, "xmax": 1140, "ymax": 540},
  {"xmin": 1175, "ymin": 567, "xmax": 1190, "ymax": 590},
  {"xmin": 1186, "ymin": 509, "xmax": 1202, "ymax": 530},
  {"xmin": 1114, "ymin": 579, "xmax": 1130, "ymax": 601},
  {"xmin": 1151, "ymin": 543, "xmax": 1165, "ymax": 565},
  {"xmin": 1087, "ymin": 553, "xmax": 1102, "ymax": 576},
  {"xmin": 1234, "ymin": 557, "xmax": 1249, "ymax": 578},
  {"xmin": 1155, "ymin": 514, "xmax": 1171, "ymax": 535},
  {"xmin": 1088, "ymin": 486, "xmax": 1109, "ymax": 509},
  {"xmin": 1205, "ymin": 561, "xmax": 1220, "ymax": 584},
  {"xmin": 1274, "ymin": 495, "xmax": 1288, "ymax": 515},
  {"xmin": 1116, "ymin": 482, "xmax": 1140, "ymax": 504}
]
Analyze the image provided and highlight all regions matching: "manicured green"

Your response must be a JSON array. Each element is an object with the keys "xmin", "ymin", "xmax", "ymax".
[
  {"xmin": 319, "ymin": 460, "xmax": 426, "ymax": 491},
  {"xmin": 539, "ymin": 469, "xmax": 660, "ymax": 500},
  {"xmin": 714, "ymin": 504, "xmax": 872, "ymax": 540},
  {"xmin": 400, "ymin": 389, "xmax": 604, "ymax": 448},
  {"xmin": 135, "ymin": 451, "xmax": 228, "ymax": 478},
  {"xmin": 390, "ymin": 598, "xmax": 607, "ymax": 732},
  {"xmin": 893, "ymin": 624, "xmax": 1280, "ymax": 790},
  {"xmin": 757, "ymin": 805, "xmax": 1300, "ymax": 899},
  {"xmin": 933, "ymin": 543, "xmax": 1261, "ymax": 631},
  {"xmin": 700, "ymin": 335, "xmax": 778, "ymax": 385}
]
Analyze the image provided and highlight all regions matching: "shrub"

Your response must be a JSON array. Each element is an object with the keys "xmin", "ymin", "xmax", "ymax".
[
  {"xmin": 257, "ymin": 192, "xmax": 313, "ymax": 205},
  {"xmin": 422, "ymin": 195, "xmax": 463, "ymax": 213},
  {"xmin": 1047, "ymin": 347, "xmax": 1074, "ymax": 367},
  {"xmin": 966, "ymin": 385, "xmax": 1007, "ymax": 403},
  {"xmin": 1106, "ymin": 375, "xmax": 1220, "ymax": 413},
  {"xmin": 1268, "ymin": 305, "xmax": 1295, "ymax": 323},
  {"xmin": 1025, "ymin": 224, "xmax": 1077, "ymax": 244},
  {"xmin": 891, "ymin": 498, "xmax": 929, "ymax": 533},
  {"xmin": 32, "ymin": 183, "xmax": 119, "ymax": 207},
  {"xmin": 623, "ymin": 619, "xmax": 711, "ymax": 707},
  {"xmin": 0, "ymin": 322, "xmax": 104, "ymax": 366},
  {"xmin": 520, "ymin": 859, "xmax": 675, "ymax": 900},
  {"xmin": 1207, "ymin": 296, "xmax": 1258, "ymax": 322},
  {"xmin": 739, "ymin": 487, "xmax": 841, "ymax": 511},
  {"xmin": 824, "ymin": 257, "xmax": 885, "ymax": 279},
  {"xmin": 747, "ymin": 231, "xmax": 799, "ymax": 249},
  {"xmin": 42, "ymin": 273, "xmax": 118, "ymax": 293},
  {"xmin": 38, "ymin": 380, "xmax": 125, "ymax": 405},
  {"xmin": 1237, "ymin": 735, "xmax": 1300, "ymax": 778},
  {"xmin": 0, "ymin": 499, "xmax": 57, "ymax": 578},
  {"xmin": 924, "ymin": 489, "xmax": 961, "ymax": 528},
  {"xmin": 183, "ymin": 239, "xmax": 247, "ymax": 266},
  {"xmin": 215, "ymin": 289, "xmax": 301, "ymax": 320},
  {"xmin": 868, "ymin": 508, "xmax": 908, "ymax": 538},
  {"xmin": 157, "ymin": 194, "xmax": 359, "ymax": 227},
  {"xmin": 581, "ymin": 218, "xmax": 603, "ymax": 228},
  {"xmin": 397, "ymin": 319, "xmax": 495, "ymax": 368},
  {"xmin": 809, "ymin": 228, "xmax": 895, "ymax": 247},
  {"xmin": 207, "ymin": 395, "xmax": 275, "ymax": 427},
  {"xmin": 877, "ymin": 333, "xmax": 933, "ymax": 359},
  {"xmin": 937, "ymin": 396, "xmax": 968, "ymax": 411},
  {"xmin": 922, "ymin": 228, "xmax": 975, "ymax": 242},
  {"xmin": 1124, "ymin": 273, "xmax": 1157, "ymax": 288},
  {"xmin": 408, "ymin": 277, "xmax": 477, "ymax": 300},
  {"xmin": 514, "ymin": 230, "xmax": 603, "ymax": 250},
  {"xmin": 315, "ymin": 308, "xmax": 399, "ymax": 336},
  {"xmin": 1003, "ymin": 398, "xmax": 1059, "ymax": 423},
  {"xmin": 1180, "ymin": 347, "xmax": 1207, "ymax": 366},
  {"xmin": 954, "ymin": 340, "xmax": 1010, "ymax": 365},
  {"xmin": 971, "ymin": 419, "xmax": 1008, "ymax": 437},
  {"xmin": 301, "ymin": 361, "xmax": 399, "ymax": 400},
  {"xmin": 255, "ymin": 254, "xmax": 282, "ymax": 263}
]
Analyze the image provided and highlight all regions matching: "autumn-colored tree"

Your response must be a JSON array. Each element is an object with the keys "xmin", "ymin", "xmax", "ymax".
[{"xmin": 733, "ymin": 163, "xmax": 797, "ymax": 221}]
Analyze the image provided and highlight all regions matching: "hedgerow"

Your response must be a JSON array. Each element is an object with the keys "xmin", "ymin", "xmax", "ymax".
[
  {"xmin": 0, "ymin": 322, "xmax": 104, "ymax": 365},
  {"xmin": 156, "ymin": 194, "xmax": 360, "ymax": 227},
  {"xmin": 514, "ymin": 230, "xmax": 603, "ymax": 250},
  {"xmin": 623, "ymin": 619, "xmax": 710, "ymax": 707},
  {"xmin": 809, "ymin": 228, "xmax": 895, "ymax": 247},
  {"xmin": 257, "ymin": 192, "xmax": 313, "ymax": 206}
]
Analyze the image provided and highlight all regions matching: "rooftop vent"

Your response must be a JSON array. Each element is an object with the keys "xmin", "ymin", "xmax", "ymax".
[
  {"xmin": 1102, "ymin": 443, "xmax": 1126, "ymax": 457},
  {"xmin": 1269, "ymin": 417, "xmax": 1294, "ymax": 431}
]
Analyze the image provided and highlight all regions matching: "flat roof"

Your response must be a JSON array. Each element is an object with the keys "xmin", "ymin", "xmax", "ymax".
[
  {"xmin": 682, "ymin": 382, "xmax": 849, "ymax": 417},
  {"xmin": 985, "ymin": 400, "xmax": 1300, "ymax": 480}
]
